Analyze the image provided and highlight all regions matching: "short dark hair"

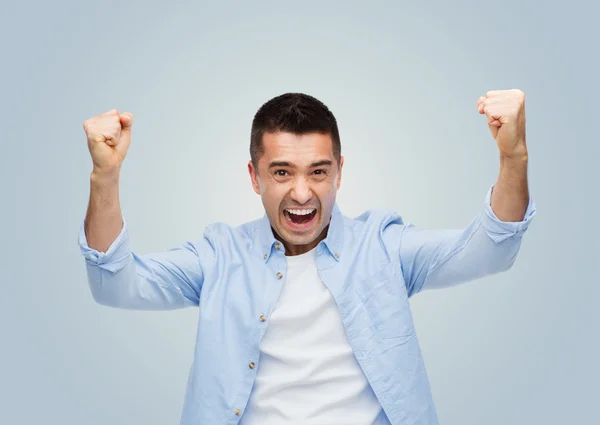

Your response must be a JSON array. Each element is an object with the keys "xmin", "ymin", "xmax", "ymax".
[{"xmin": 250, "ymin": 93, "xmax": 341, "ymax": 170}]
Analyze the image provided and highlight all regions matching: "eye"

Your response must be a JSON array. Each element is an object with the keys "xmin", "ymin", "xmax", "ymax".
[
  {"xmin": 314, "ymin": 169, "xmax": 326, "ymax": 175},
  {"xmin": 275, "ymin": 170, "xmax": 288, "ymax": 176}
]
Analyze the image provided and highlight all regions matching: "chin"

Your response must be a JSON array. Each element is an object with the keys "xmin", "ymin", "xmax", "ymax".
[{"xmin": 285, "ymin": 232, "xmax": 320, "ymax": 246}]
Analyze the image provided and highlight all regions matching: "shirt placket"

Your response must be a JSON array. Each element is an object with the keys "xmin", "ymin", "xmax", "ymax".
[{"xmin": 231, "ymin": 243, "xmax": 288, "ymax": 422}]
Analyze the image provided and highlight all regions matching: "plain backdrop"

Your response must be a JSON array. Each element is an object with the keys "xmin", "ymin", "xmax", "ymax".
[{"xmin": 1, "ymin": 1, "xmax": 598, "ymax": 424}]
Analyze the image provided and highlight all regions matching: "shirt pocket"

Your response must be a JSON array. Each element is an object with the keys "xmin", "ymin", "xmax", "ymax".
[{"xmin": 354, "ymin": 265, "xmax": 414, "ymax": 339}]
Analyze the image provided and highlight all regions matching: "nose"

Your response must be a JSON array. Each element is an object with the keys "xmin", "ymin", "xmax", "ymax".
[{"xmin": 290, "ymin": 177, "xmax": 313, "ymax": 205}]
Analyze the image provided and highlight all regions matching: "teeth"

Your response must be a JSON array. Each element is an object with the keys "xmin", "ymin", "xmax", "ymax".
[{"xmin": 285, "ymin": 208, "xmax": 315, "ymax": 216}]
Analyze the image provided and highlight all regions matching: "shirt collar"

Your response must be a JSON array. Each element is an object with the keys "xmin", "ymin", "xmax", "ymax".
[{"xmin": 258, "ymin": 203, "xmax": 345, "ymax": 262}]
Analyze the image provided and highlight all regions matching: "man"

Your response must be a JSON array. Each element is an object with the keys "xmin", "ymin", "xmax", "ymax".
[{"xmin": 79, "ymin": 91, "xmax": 536, "ymax": 425}]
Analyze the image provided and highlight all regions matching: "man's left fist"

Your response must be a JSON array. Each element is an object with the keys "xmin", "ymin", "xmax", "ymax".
[{"xmin": 477, "ymin": 89, "xmax": 527, "ymax": 160}]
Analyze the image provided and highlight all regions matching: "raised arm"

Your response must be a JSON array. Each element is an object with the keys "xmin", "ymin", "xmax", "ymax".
[
  {"xmin": 384, "ymin": 89, "xmax": 536, "ymax": 298},
  {"xmin": 79, "ymin": 110, "xmax": 213, "ymax": 310},
  {"xmin": 478, "ymin": 89, "xmax": 530, "ymax": 223},
  {"xmin": 83, "ymin": 109, "xmax": 130, "ymax": 253}
]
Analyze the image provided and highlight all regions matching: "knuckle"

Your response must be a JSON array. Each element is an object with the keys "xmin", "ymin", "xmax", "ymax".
[{"xmin": 90, "ymin": 133, "xmax": 103, "ymax": 143}]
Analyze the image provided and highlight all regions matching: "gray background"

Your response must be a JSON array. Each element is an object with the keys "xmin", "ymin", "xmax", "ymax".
[{"xmin": 2, "ymin": 1, "xmax": 598, "ymax": 424}]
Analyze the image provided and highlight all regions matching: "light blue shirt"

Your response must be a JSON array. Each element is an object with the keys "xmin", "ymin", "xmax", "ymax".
[{"xmin": 78, "ymin": 185, "xmax": 536, "ymax": 425}]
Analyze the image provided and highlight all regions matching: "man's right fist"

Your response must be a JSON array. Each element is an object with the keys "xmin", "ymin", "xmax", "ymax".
[{"xmin": 83, "ymin": 109, "xmax": 134, "ymax": 174}]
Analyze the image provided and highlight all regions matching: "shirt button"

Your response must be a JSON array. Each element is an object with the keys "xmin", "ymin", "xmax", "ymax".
[
  {"xmin": 235, "ymin": 408, "xmax": 241, "ymax": 415},
  {"xmin": 249, "ymin": 362, "xmax": 256, "ymax": 369},
  {"xmin": 264, "ymin": 254, "xmax": 267, "ymax": 260},
  {"xmin": 275, "ymin": 243, "xmax": 281, "ymax": 249},
  {"xmin": 259, "ymin": 314, "xmax": 266, "ymax": 322},
  {"xmin": 276, "ymin": 272, "xmax": 283, "ymax": 279},
  {"xmin": 335, "ymin": 253, "xmax": 340, "ymax": 258}
]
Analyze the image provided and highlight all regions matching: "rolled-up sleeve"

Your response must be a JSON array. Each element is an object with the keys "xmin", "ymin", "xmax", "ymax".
[
  {"xmin": 385, "ymin": 185, "xmax": 537, "ymax": 298},
  {"xmin": 79, "ymin": 218, "xmax": 131, "ymax": 273},
  {"xmin": 481, "ymin": 185, "xmax": 536, "ymax": 243},
  {"xmin": 78, "ymin": 218, "xmax": 214, "ymax": 310}
]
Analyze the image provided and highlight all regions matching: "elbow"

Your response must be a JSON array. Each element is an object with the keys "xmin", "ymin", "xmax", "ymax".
[
  {"xmin": 86, "ymin": 268, "xmax": 134, "ymax": 309},
  {"xmin": 85, "ymin": 259, "xmax": 142, "ymax": 309},
  {"xmin": 85, "ymin": 266, "xmax": 119, "ymax": 307},
  {"xmin": 88, "ymin": 282, "xmax": 126, "ymax": 308},
  {"xmin": 494, "ymin": 253, "xmax": 518, "ymax": 274},
  {"xmin": 487, "ymin": 241, "xmax": 522, "ymax": 275}
]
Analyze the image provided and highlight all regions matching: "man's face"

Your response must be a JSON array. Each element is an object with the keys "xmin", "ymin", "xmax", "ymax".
[{"xmin": 248, "ymin": 131, "xmax": 344, "ymax": 256}]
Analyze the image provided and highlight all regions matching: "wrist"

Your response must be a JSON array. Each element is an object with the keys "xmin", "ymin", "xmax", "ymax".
[
  {"xmin": 500, "ymin": 146, "xmax": 528, "ymax": 162},
  {"xmin": 91, "ymin": 168, "xmax": 120, "ymax": 185},
  {"xmin": 499, "ymin": 150, "xmax": 529, "ymax": 177}
]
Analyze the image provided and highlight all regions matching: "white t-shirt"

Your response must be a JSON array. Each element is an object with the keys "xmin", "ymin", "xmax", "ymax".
[{"xmin": 239, "ymin": 246, "xmax": 386, "ymax": 425}]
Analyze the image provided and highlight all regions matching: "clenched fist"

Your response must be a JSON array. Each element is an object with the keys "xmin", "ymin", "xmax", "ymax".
[
  {"xmin": 83, "ymin": 109, "xmax": 134, "ymax": 175},
  {"xmin": 477, "ymin": 89, "xmax": 527, "ymax": 160}
]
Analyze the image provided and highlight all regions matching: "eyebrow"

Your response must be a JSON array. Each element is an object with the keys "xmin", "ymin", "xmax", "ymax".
[{"xmin": 268, "ymin": 160, "xmax": 333, "ymax": 169}]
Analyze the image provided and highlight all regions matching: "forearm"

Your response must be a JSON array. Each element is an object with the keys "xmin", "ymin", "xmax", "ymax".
[
  {"xmin": 491, "ymin": 153, "xmax": 529, "ymax": 222},
  {"xmin": 84, "ymin": 170, "xmax": 123, "ymax": 252}
]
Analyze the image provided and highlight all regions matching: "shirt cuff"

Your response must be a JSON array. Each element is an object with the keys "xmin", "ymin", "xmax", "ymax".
[
  {"xmin": 481, "ymin": 185, "xmax": 537, "ymax": 243},
  {"xmin": 78, "ymin": 218, "xmax": 131, "ymax": 273}
]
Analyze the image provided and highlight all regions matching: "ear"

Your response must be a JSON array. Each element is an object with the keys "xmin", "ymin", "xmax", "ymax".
[
  {"xmin": 248, "ymin": 160, "xmax": 261, "ymax": 195},
  {"xmin": 336, "ymin": 156, "xmax": 344, "ymax": 190}
]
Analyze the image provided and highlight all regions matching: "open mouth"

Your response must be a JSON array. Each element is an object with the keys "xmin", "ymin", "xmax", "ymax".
[{"xmin": 283, "ymin": 208, "xmax": 317, "ymax": 229}]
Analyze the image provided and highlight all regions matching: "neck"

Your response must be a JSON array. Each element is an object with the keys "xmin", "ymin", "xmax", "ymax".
[{"xmin": 275, "ymin": 225, "xmax": 329, "ymax": 256}]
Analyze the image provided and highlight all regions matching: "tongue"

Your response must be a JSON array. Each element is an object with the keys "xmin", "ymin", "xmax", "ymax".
[{"xmin": 290, "ymin": 212, "xmax": 312, "ymax": 224}]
